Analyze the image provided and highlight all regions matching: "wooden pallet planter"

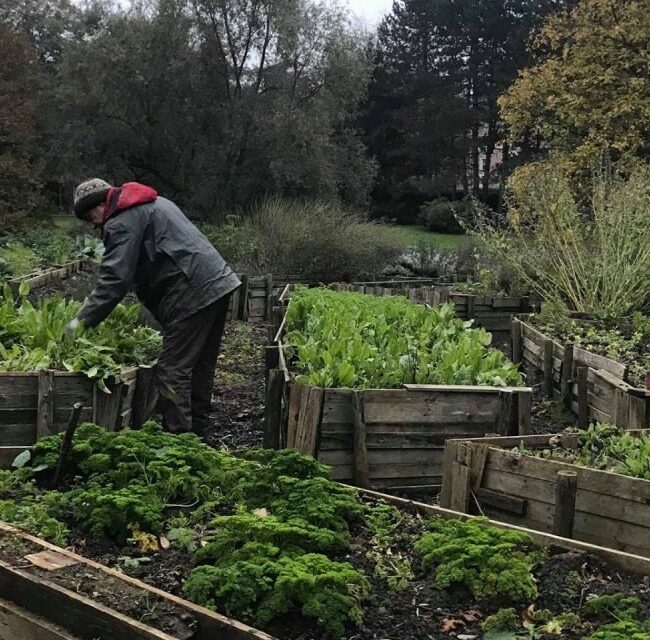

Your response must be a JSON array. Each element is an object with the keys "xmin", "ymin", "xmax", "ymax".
[
  {"xmin": 7, "ymin": 259, "xmax": 91, "ymax": 293},
  {"xmin": 265, "ymin": 303, "xmax": 534, "ymax": 493},
  {"xmin": 513, "ymin": 316, "xmax": 650, "ymax": 427},
  {"xmin": 439, "ymin": 432, "xmax": 650, "ymax": 558},
  {"xmin": 0, "ymin": 522, "xmax": 274, "ymax": 640},
  {"xmin": 0, "ymin": 368, "xmax": 148, "ymax": 457}
]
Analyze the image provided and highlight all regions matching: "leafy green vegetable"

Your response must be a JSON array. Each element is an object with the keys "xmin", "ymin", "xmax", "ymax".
[
  {"xmin": 414, "ymin": 517, "xmax": 538, "ymax": 601},
  {"xmin": 284, "ymin": 288, "xmax": 521, "ymax": 388},
  {"xmin": 524, "ymin": 424, "xmax": 650, "ymax": 480},
  {"xmin": 0, "ymin": 285, "xmax": 160, "ymax": 387}
]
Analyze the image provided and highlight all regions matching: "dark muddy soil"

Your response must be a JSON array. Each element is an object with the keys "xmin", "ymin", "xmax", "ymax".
[
  {"xmin": 206, "ymin": 321, "xmax": 266, "ymax": 451},
  {"xmin": 27, "ymin": 263, "xmax": 99, "ymax": 303},
  {"xmin": 23, "ymin": 494, "xmax": 650, "ymax": 640}
]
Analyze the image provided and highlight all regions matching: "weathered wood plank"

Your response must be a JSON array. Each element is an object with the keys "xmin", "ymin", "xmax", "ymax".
[{"xmin": 351, "ymin": 391, "xmax": 370, "ymax": 488}]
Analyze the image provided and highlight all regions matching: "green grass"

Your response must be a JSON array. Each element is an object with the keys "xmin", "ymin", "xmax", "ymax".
[{"xmin": 384, "ymin": 225, "xmax": 469, "ymax": 250}]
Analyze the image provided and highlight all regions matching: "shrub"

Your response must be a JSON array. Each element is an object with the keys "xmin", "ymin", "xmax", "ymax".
[
  {"xmin": 415, "ymin": 517, "xmax": 538, "ymax": 601},
  {"xmin": 197, "ymin": 218, "xmax": 258, "ymax": 269},
  {"xmin": 16, "ymin": 228, "xmax": 75, "ymax": 265},
  {"xmin": 246, "ymin": 197, "xmax": 403, "ymax": 281},
  {"xmin": 482, "ymin": 608, "xmax": 519, "ymax": 632},
  {"xmin": 470, "ymin": 164, "xmax": 650, "ymax": 315},
  {"xmin": 419, "ymin": 198, "xmax": 469, "ymax": 234}
]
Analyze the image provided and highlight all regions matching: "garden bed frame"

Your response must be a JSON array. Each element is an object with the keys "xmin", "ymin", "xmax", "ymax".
[
  {"xmin": 439, "ymin": 432, "xmax": 650, "ymax": 558},
  {"xmin": 265, "ymin": 303, "xmax": 534, "ymax": 493},
  {"xmin": 0, "ymin": 489, "xmax": 648, "ymax": 640},
  {"xmin": 0, "ymin": 367, "xmax": 153, "ymax": 460},
  {"xmin": 512, "ymin": 315, "xmax": 650, "ymax": 427},
  {"xmin": 0, "ymin": 522, "xmax": 275, "ymax": 640},
  {"xmin": 7, "ymin": 259, "xmax": 92, "ymax": 293}
]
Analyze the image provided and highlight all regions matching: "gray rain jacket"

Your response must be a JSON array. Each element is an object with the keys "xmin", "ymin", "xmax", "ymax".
[{"xmin": 77, "ymin": 184, "xmax": 241, "ymax": 328}]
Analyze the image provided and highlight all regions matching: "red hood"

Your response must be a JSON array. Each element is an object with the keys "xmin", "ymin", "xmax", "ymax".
[{"xmin": 103, "ymin": 182, "xmax": 158, "ymax": 224}]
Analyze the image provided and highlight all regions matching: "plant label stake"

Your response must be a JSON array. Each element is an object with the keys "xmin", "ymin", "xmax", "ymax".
[{"xmin": 53, "ymin": 402, "xmax": 84, "ymax": 487}]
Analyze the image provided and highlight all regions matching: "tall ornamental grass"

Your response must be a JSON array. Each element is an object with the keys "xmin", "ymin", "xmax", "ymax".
[
  {"xmin": 470, "ymin": 166, "xmax": 650, "ymax": 315},
  {"xmin": 246, "ymin": 197, "xmax": 403, "ymax": 281}
]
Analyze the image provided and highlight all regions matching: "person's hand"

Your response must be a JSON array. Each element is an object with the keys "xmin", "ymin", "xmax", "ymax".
[{"xmin": 64, "ymin": 317, "xmax": 81, "ymax": 338}]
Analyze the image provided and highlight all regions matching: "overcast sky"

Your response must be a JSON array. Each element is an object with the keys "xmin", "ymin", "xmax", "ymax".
[{"xmin": 346, "ymin": 0, "xmax": 393, "ymax": 26}]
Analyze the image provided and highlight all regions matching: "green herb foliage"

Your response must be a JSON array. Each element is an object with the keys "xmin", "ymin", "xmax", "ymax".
[
  {"xmin": 414, "ymin": 517, "xmax": 538, "ymax": 601},
  {"xmin": 285, "ymin": 288, "xmax": 521, "ymax": 388},
  {"xmin": 586, "ymin": 621, "xmax": 650, "ymax": 640},
  {"xmin": 0, "ymin": 285, "xmax": 160, "ymax": 389},
  {"xmin": 533, "ymin": 307, "xmax": 650, "ymax": 387},
  {"xmin": 482, "ymin": 608, "xmax": 519, "ymax": 632},
  {"xmin": 526, "ymin": 424, "xmax": 650, "ymax": 480},
  {"xmin": 8, "ymin": 424, "xmax": 369, "ymax": 635},
  {"xmin": 184, "ymin": 544, "xmax": 369, "ymax": 637}
]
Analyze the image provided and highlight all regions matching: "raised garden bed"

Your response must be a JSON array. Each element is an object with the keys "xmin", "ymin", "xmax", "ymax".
[
  {"xmin": 7, "ymin": 259, "xmax": 92, "ymax": 294},
  {"xmin": 440, "ymin": 430, "xmax": 650, "ymax": 558},
  {"xmin": 0, "ymin": 368, "xmax": 148, "ymax": 463},
  {"xmin": 513, "ymin": 315, "xmax": 650, "ymax": 427},
  {"xmin": 1, "ymin": 425, "xmax": 650, "ymax": 640},
  {"xmin": 0, "ymin": 287, "xmax": 160, "ymax": 446},
  {"xmin": 267, "ymin": 288, "xmax": 533, "ymax": 492},
  {"xmin": 276, "ymin": 282, "xmax": 539, "ymax": 347},
  {"xmin": 0, "ymin": 522, "xmax": 272, "ymax": 640}
]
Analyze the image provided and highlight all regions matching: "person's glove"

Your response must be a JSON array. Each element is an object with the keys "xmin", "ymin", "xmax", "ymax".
[{"xmin": 64, "ymin": 317, "xmax": 81, "ymax": 338}]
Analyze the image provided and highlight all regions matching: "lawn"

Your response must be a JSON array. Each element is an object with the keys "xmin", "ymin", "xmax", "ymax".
[{"xmin": 385, "ymin": 225, "xmax": 469, "ymax": 250}]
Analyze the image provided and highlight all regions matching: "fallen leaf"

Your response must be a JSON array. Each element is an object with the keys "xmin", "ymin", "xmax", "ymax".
[
  {"xmin": 440, "ymin": 618, "xmax": 465, "ymax": 633},
  {"xmin": 159, "ymin": 536, "xmax": 170, "ymax": 550},
  {"xmin": 522, "ymin": 604, "xmax": 536, "ymax": 629},
  {"xmin": 460, "ymin": 609, "xmax": 482, "ymax": 624}
]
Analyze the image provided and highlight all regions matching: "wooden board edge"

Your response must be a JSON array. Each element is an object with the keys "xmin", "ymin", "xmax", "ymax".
[
  {"xmin": 0, "ymin": 523, "xmax": 277, "ymax": 640},
  {"xmin": 354, "ymin": 487, "xmax": 650, "ymax": 576}
]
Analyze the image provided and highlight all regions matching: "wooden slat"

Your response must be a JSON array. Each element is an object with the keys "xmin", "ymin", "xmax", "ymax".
[
  {"xmin": 0, "ymin": 598, "xmax": 79, "ymax": 640},
  {"xmin": 293, "ymin": 386, "xmax": 323, "ymax": 456},
  {"xmin": 363, "ymin": 390, "xmax": 502, "ymax": 425},
  {"xmin": 356, "ymin": 487, "xmax": 650, "ymax": 576},
  {"xmin": 0, "ymin": 524, "xmax": 276, "ymax": 640}
]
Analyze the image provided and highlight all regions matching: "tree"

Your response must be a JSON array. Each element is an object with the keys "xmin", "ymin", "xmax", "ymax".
[
  {"xmin": 500, "ymin": 0, "xmax": 650, "ymax": 176},
  {"xmin": 0, "ymin": 23, "xmax": 42, "ymax": 222},
  {"xmin": 363, "ymin": 0, "xmax": 569, "ymax": 220}
]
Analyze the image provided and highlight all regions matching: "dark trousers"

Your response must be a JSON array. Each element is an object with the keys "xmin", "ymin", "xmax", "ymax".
[{"xmin": 152, "ymin": 295, "xmax": 230, "ymax": 433}]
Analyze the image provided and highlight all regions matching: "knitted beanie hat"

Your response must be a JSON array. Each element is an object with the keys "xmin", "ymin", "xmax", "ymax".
[{"xmin": 73, "ymin": 178, "xmax": 112, "ymax": 219}]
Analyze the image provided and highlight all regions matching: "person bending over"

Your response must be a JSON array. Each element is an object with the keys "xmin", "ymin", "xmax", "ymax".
[{"xmin": 68, "ymin": 178, "xmax": 241, "ymax": 435}]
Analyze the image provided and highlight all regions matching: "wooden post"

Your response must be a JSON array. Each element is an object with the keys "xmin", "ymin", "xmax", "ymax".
[
  {"xmin": 517, "ymin": 389, "xmax": 533, "ymax": 435},
  {"xmin": 265, "ymin": 346, "xmax": 279, "ymax": 378},
  {"xmin": 561, "ymin": 343, "xmax": 574, "ymax": 408},
  {"xmin": 264, "ymin": 274, "xmax": 274, "ymax": 321},
  {"xmin": 351, "ymin": 391, "xmax": 371, "ymax": 488},
  {"xmin": 37, "ymin": 370, "xmax": 55, "ymax": 440},
  {"xmin": 511, "ymin": 318, "xmax": 522, "ymax": 364},
  {"xmin": 449, "ymin": 462, "xmax": 471, "ymax": 513},
  {"xmin": 466, "ymin": 295, "xmax": 476, "ymax": 321},
  {"xmin": 577, "ymin": 365, "xmax": 589, "ymax": 428},
  {"xmin": 264, "ymin": 370, "xmax": 284, "ymax": 450},
  {"xmin": 496, "ymin": 390, "xmax": 514, "ymax": 436},
  {"xmin": 542, "ymin": 338, "xmax": 554, "ymax": 398},
  {"xmin": 238, "ymin": 275, "xmax": 249, "ymax": 321},
  {"xmin": 614, "ymin": 389, "xmax": 629, "ymax": 428},
  {"xmin": 553, "ymin": 470, "xmax": 578, "ymax": 538},
  {"xmin": 53, "ymin": 403, "xmax": 83, "ymax": 487},
  {"xmin": 132, "ymin": 365, "xmax": 154, "ymax": 428}
]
